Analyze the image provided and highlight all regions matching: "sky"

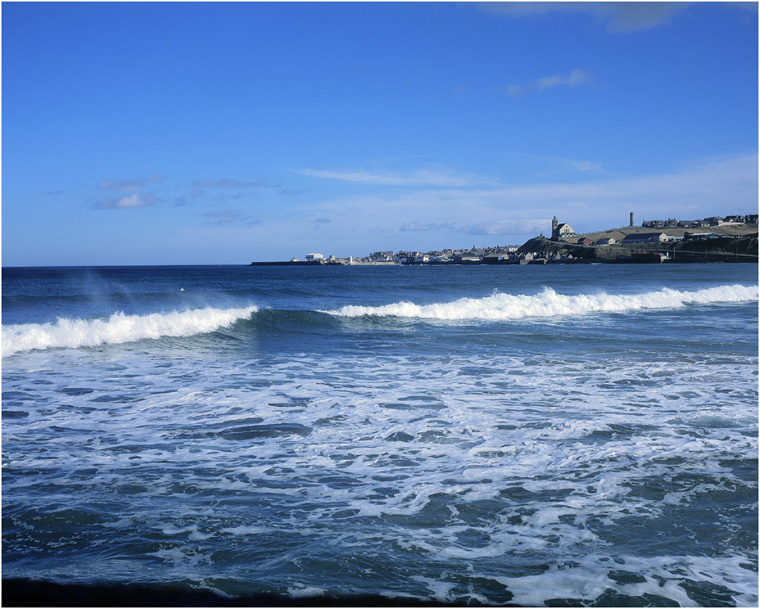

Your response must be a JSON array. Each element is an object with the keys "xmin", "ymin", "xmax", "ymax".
[{"xmin": 2, "ymin": 1, "xmax": 758, "ymax": 266}]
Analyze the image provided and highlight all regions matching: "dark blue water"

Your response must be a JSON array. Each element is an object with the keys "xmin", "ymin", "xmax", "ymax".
[{"xmin": 2, "ymin": 264, "xmax": 758, "ymax": 605}]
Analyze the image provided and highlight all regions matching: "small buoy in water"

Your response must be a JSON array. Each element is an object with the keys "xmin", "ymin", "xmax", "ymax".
[{"xmin": 180, "ymin": 288, "xmax": 185, "ymax": 292}]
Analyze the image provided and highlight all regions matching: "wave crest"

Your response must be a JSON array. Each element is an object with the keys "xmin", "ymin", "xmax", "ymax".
[
  {"xmin": 3, "ymin": 306, "xmax": 258, "ymax": 356},
  {"xmin": 323, "ymin": 285, "xmax": 758, "ymax": 321}
]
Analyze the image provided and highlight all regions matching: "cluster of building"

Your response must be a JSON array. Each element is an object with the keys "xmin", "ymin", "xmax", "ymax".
[
  {"xmin": 642, "ymin": 214, "xmax": 758, "ymax": 229},
  {"xmin": 298, "ymin": 246, "xmax": 525, "ymax": 265},
  {"xmin": 620, "ymin": 232, "xmax": 723, "ymax": 243},
  {"xmin": 290, "ymin": 212, "xmax": 757, "ymax": 266},
  {"xmin": 549, "ymin": 212, "xmax": 757, "ymax": 246},
  {"xmin": 297, "ymin": 246, "xmax": 590, "ymax": 265}
]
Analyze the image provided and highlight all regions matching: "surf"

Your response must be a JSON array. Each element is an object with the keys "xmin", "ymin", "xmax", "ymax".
[
  {"xmin": 2, "ymin": 305, "xmax": 258, "ymax": 356},
  {"xmin": 322, "ymin": 284, "xmax": 758, "ymax": 321}
]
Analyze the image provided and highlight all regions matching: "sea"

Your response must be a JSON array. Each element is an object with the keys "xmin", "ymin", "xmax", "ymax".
[{"xmin": 2, "ymin": 263, "xmax": 758, "ymax": 607}]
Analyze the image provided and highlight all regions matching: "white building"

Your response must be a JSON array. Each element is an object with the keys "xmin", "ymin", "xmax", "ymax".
[
  {"xmin": 621, "ymin": 232, "xmax": 667, "ymax": 244},
  {"xmin": 551, "ymin": 217, "xmax": 575, "ymax": 240}
]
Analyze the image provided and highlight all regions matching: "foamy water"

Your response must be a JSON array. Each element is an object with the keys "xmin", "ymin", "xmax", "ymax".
[
  {"xmin": 2, "ymin": 305, "xmax": 258, "ymax": 356},
  {"xmin": 3, "ymin": 264, "xmax": 757, "ymax": 606},
  {"xmin": 5, "ymin": 285, "xmax": 756, "ymax": 357},
  {"xmin": 324, "ymin": 285, "xmax": 759, "ymax": 320}
]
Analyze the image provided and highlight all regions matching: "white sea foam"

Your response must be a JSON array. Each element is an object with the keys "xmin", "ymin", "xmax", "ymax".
[
  {"xmin": 2, "ymin": 305, "xmax": 258, "ymax": 356},
  {"xmin": 494, "ymin": 553, "xmax": 758, "ymax": 607},
  {"xmin": 323, "ymin": 284, "xmax": 758, "ymax": 321},
  {"xmin": 287, "ymin": 586, "xmax": 326, "ymax": 599},
  {"xmin": 3, "ymin": 344, "xmax": 756, "ymax": 603}
]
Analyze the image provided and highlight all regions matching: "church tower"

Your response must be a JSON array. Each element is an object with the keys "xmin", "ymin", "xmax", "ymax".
[{"xmin": 551, "ymin": 216, "xmax": 559, "ymax": 240}]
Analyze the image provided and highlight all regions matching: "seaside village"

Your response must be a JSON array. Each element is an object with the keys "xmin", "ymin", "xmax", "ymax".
[{"xmin": 292, "ymin": 213, "xmax": 758, "ymax": 266}]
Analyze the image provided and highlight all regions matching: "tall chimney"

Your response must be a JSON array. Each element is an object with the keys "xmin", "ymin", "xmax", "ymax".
[{"xmin": 630, "ymin": 212, "xmax": 634, "ymax": 227}]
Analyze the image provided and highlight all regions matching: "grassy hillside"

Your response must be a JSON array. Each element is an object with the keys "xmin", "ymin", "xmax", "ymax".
[
  {"xmin": 571, "ymin": 223, "xmax": 758, "ymax": 243},
  {"xmin": 518, "ymin": 230, "xmax": 758, "ymax": 263}
]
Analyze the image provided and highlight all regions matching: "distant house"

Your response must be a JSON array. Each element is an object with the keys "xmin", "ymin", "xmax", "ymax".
[
  {"xmin": 305, "ymin": 253, "xmax": 325, "ymax": 261},
  {"xmin": 483, "ymin": 251, "xmax": 511, "ymax": 264},
  {"xmin": 551, "ymin": 217, "xmax": 575, "ymax": 240},
  {"xmin": 621, "ymin": 232, "xmax": 667, "ymax": 244},
  {"xmin": 369, "ymin": 251, "xmax": 393, "ymax": 262},
  {"xmin": 577, "ymin": 237, "xmax": 592, "ymax": 245},
  {"xmin": 456, "ymin": 251, "xmax": 482, "ymax": 263},
  {"xmin": 595, "ymin": 237, "xmax": 615, "ymax": 245}
]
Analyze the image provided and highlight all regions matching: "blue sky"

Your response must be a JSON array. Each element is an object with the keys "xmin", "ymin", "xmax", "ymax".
[{"xmin": 2, "ymin": 1, "xmax": 758, "ymax": 265}]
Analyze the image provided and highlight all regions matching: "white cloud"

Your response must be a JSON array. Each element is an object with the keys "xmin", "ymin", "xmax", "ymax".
[
  {"xmin": 219, "ymin": 153, "xmax": 756, "ymax": 260},
  {"xmin": 94, "ymin": 175, "xmax": 164, "ymax": 209},
  {"xmin": 506, "ymin": 68, "xmax": 593, "ymax": 98},
  {"xmin": 94, "ymin": 194, "xmax": 156, "ymax": 209},
  {"xmin": 284, "ymin": 153, "xmax": 757, "ymax": 251}
]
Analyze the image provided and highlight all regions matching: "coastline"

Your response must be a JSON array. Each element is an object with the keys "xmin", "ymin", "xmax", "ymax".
[{"xmin": 252, "ymin": 229, "xmax": 758, "ymax": 267}]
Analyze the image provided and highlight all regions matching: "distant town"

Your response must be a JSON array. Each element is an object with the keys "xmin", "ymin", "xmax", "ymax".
[{"xmin": 252, "ymin": 213, "xmax": 758, "ymax": 266}]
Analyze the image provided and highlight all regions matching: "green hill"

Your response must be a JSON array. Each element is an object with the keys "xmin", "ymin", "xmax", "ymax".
[{"xmin": 518, "ymin": 230, "xmax": 758, "ymax": 263}]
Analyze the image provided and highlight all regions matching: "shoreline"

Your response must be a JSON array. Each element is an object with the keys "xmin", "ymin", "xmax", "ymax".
[
  {"xmin": 1, "ymin": 578, "xmax": 461, "ymax": 607},
  {"xmin": 250, "ymin": 256, "xmax": 758, "ymax": 266},
  {"xmin": 252, "ymin": 233, "xmax": 758, "ymax": 266}
]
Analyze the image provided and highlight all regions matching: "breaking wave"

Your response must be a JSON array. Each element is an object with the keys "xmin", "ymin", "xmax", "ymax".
[
  {"xmin": 323, "ymin": 285, "xmax": 758, "ymax": 321},
  {"xmin": 2, "ymin": 306, "xmax": 258, "ymax": 356}
]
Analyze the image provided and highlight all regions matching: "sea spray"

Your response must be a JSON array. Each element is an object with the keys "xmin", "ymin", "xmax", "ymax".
[
  {"xmin": 2, "ymin": 305, "xmax": 258, "ymax": 356},
  {"xmin": 323, "ymin": 284, "xmax": 758, "ymax": 321}
]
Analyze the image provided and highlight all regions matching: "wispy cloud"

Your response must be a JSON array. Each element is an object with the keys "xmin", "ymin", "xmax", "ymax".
[
  {"xmin": 98, "ymin": 174, "xmax": 164, "ymax": 192},
  {"xmin": 94, "ymin": 194, "xmax": 156, "ymax": 210},
  {"xmin": 193, "ymin": 178, "xmax": 277, "ymax": 189},
  {"xmin": 94, "ymin": 175, "xmax": 163, "ymax": 209},
  {"xmin": 466, "ymin": 219, "xmax": 549, "ymax": 236},
  {"xmin": 294, "ymin": 168, "xmax": 483, "ymax": 188},
  {"xmin": 480, "ymin": 2, "xmax": 687, "ymax": 32},
  {"xmin": 400, "ymin": 222, "xmax": 456, "ymax": 232},
  {"xmin": 288, "ymin": 153, "xmax": 757, "ymax": 252},
  {"xmin": 515, "ymin": 153, "xmax": 604, "ymax": 176},
  {"xmin": 203, "ymin": 209, "xmax": 261, "ymax": 227},
  {"xmin": 278, "ymin": 188, "xmax": 309, "ymax": 197},
  {"xmin": 189, "ymin": 178, "xmax": 305, "ymax": 200},
  {"xmin": 569, "ymin": 160, "xmax": 603, "ymax": 173},
  {"xmin": 505, "ymin": 68, "xmax": 593, "ymax": 98}
]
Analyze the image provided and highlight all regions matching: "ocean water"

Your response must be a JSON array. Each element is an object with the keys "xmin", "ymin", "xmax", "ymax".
[{"xmin": 2, "ymin": 263, "xmax": 758, "ymax": 606}]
